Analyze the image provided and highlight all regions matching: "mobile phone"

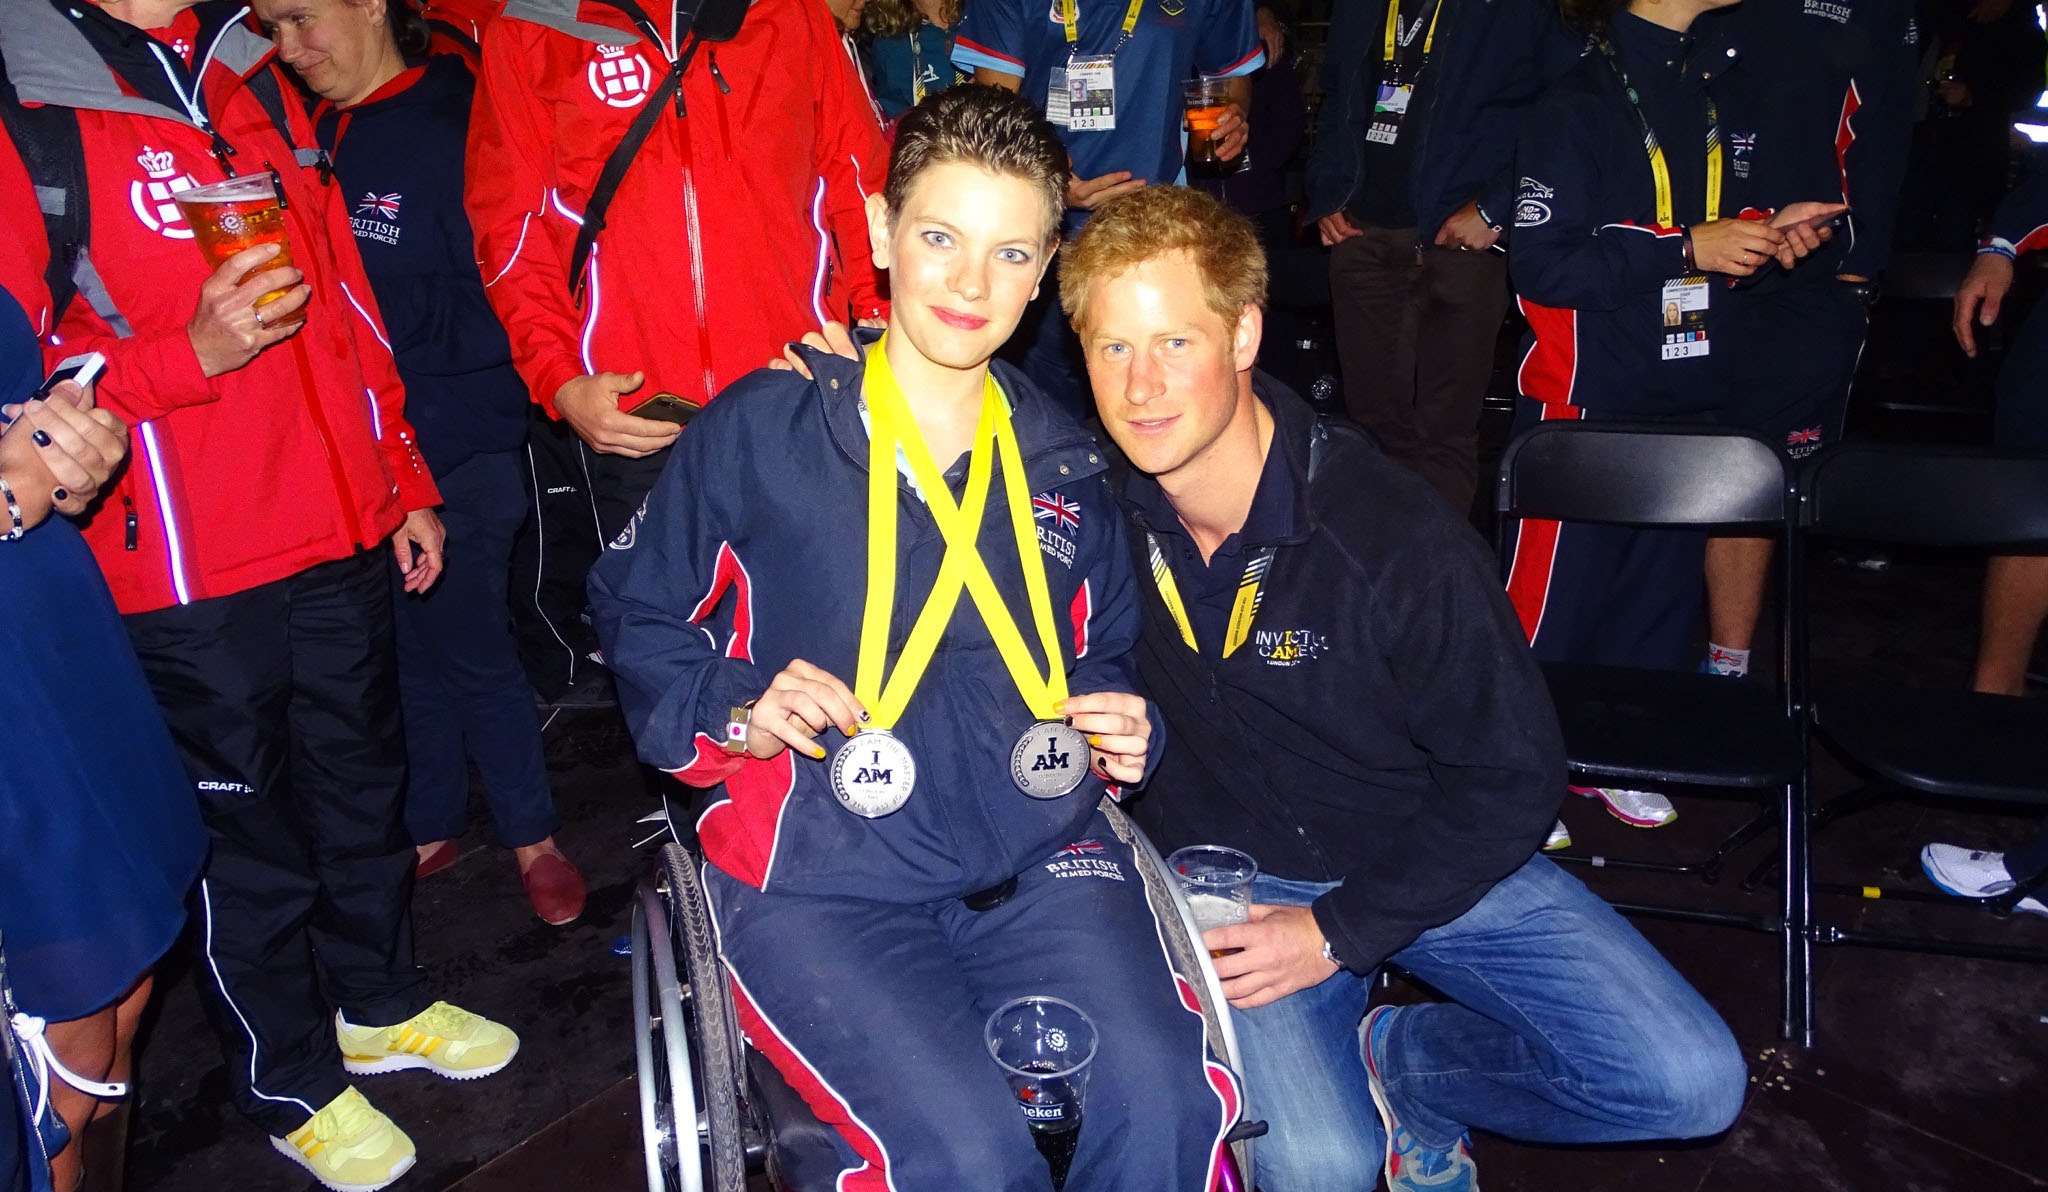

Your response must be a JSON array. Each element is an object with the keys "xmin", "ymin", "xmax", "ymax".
[
  {"xmin": 626, "ymin": 392, "xmax": 703, "ymax": 427},
  {"xmin": 38, "ymin": 351, "xmax": 107, "ymax": 399},
  {"xmin": 2, "ymin": 351, "xmax": 107, "ymax": 428}
]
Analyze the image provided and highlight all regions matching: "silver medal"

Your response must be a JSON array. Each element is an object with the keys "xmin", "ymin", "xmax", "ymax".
[
  {"xmin": 830, "ymin": 730, "xmax": 917, "ymax": 818},
  {"xmin": 1011, "ymin": 720, "xmax": 1091, "ymax": 800}
]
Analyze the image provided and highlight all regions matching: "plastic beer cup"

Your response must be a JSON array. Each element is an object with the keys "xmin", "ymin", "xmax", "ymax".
[
  {"xmin": 1168, "ymin": 844, "xmax": 1257, "ymax": 957},
  {"xmin": 173, "ymin": 173, "xmax": 304, "ymax": 330},
  {"xmin": 1182, "ymin": 77, "xmax": 1239, "ymax": 177},
  {"xmin": 986, "ymin": 996, "xmax": 1097, "ymax": 1191}
]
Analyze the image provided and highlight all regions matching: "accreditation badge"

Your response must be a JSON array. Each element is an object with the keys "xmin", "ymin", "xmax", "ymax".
[
  {"xmin": 1063, "ymin": 55, "xmax": 1117, "ymax": 130},
  {"xmin": 1659, "ymin": 275, "xmax": 1712, "ymax": 360},
  {"xmin": 1010, "ymin": 720, "xmax": 1090, "ymax": 800},
  {"xmin": 831, "ymin": 730, "xmax": 917, "ymax": 818},
  {"xmin": 1366, "ymin": 81, "xmax": 1413, "ymax": 145}
]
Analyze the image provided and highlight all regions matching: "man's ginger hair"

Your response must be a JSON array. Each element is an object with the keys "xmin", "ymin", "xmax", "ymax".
[{"xmin": 1059, "ymin": 186, "xmax": 1268, "ymax": 332}]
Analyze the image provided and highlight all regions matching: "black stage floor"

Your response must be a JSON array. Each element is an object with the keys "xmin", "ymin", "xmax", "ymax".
[{"xmin": 124, "ymin": 292, "xmax": 2048, "ymax": 1191}]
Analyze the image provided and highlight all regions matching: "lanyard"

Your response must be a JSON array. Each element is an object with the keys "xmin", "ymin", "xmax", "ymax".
[
  {"xmin": 1144, "ymin": 533, "xmax": 1274, "ymax": 659},
  {"xmin": 856, "ymin": 339, "xmax": 1071, "ymax": 727},
  {"xmin": 1062, "ymin": 0, "xmax": 1146, "ymax": 51},
  {"xmin": 1381, "ymin": 0, "xmax": 1442, "ymax": 64},
  {"xmin": 1596, "ymin": 38, "xmax": 1722, "ymax": 230}
]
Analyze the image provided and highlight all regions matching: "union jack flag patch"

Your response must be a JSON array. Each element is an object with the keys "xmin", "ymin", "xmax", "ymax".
[
  {"xmin": 1033, "ymin": 491, "xmax": 1081, "ymax": 532},
  {"xmin": 1055, "ymin": 839, "xmax": 1104, "ymax": 857},
  {"xmin": 357, "ymin": 192, "xmax": 402, "ymax": 220}
]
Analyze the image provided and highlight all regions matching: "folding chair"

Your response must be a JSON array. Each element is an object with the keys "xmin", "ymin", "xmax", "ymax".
[
  {"xmin": 1496, "ymin": 422, "xmax": 1811, "ymax": 1042},
  {"xmin": 1791, "ymin": 444, "xmax": 2048, "ymax": 979}
]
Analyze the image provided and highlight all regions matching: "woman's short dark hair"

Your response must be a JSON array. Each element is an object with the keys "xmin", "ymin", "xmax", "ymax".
[
  {"xmin": 882, "ymin": 84, "xmax": 1069, "ymax": 245},
  {"xmin": 1557, "ymin": 0, "xmax": 1627, "ymax": 33},
  {"xmin": 384, "ymin": 0, "xmax": 432, "ymax": 57}
]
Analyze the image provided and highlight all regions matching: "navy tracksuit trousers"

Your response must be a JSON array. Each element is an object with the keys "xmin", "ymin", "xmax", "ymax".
[
  {"xmin": 703, "ymin": 807, "xmax": 1239, "ymax": 1192},
  {"xmin": 393, "ymin": 450, "xmax": 558, "ymax": 849},
  {"xmin": 1504, "ymin": 400, "xmax": 1707, "ymax": 670}
]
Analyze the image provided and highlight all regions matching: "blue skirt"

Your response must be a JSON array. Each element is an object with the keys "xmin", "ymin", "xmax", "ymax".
[{"xmin": 0, "ymin": 517, "xmax": 206, "ymax": 1021}]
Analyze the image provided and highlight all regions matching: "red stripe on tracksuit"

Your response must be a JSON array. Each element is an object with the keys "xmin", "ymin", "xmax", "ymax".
[
  {"xmin": 725, "ymin": 970, "xmax": 895, "ymax": 1192},
  {"xmin": 1070, "ymin": 579, "xmax": 1093, "ymax": 659},
  {"xmin": 695, "ymin": 749, "xmax": 797, "ymax": 890},
  {"xmin": 1503, "ymin": 403, "xmax": 1586, "ymax": 643},
  {"xmin": 1834, "ymin": 81, "xmax": 1862, "ymax": 202},
  {"xmin": 2014, "ymin": 223, "xmax": 2048, "ymax": 256}
]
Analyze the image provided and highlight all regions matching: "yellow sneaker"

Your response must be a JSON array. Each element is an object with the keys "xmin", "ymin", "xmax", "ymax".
[
  {"xmin": 271, "ymin": 1087, "xmax": 415, "ymax": 1192},
  {"xmin": 337, "ymin": 1001, "xmax": 520, "ymax": 1080}
]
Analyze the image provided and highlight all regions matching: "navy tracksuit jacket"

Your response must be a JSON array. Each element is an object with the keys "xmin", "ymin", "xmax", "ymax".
[
  {"xmin": 1306, "ymin": 0, "xmax": 1582, "ymax": 239},
  {"xmin": 588, "ymin": 344, "xmax": 1237, "ymax": 1191},
  {"xmin": 1703, "ymin": 0, "xmax": 1920, "ymax": 458},
  {"xmin": 1505, "ymin": 14, "xmax": 1728, "ymax": 668}
]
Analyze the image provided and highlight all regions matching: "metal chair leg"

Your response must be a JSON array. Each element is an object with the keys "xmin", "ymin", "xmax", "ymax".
[{"xmin": 1745, "ymin": 783, "xmax": 1887, "ymax": 893}]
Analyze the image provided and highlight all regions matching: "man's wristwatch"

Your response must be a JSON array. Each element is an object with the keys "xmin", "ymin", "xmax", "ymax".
[{"xmin": 722, "ymin": 700, "xmax": 758, "ymax": 755}]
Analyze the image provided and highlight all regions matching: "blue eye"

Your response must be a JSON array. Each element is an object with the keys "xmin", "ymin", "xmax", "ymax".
[
  {"xmin": 922, "ymin": 230, "xmax": 952, "ymax": 248},
  {"xmin": 1166, "ymin": 338, "xmax": 1189, "ymax": 350},
  {"xmin": 997, "ymin": 248, "xmax": 1032, "ymax": 264}
]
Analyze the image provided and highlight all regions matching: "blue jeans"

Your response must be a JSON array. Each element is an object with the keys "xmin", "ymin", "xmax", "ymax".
[
  {"xmin": 394, "ymin": 450, "xmax": 559, "ymax": 849},
  {"xmin": 1235, "ymin": 856, "xmax": 1745, "ymax": 1191}
]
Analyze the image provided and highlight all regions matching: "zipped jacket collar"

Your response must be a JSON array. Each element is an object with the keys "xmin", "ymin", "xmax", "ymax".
[
  {"xmin": 4, "ymin": 1, "xmax": 271, "ymax": 126},
  {"xmin": 1103, "ymin": 371, "xmax": 1321, "ymax": 550},
  {"xmin": 795, "ymin": 328, "xmax": 1109, "ymax": 494}
]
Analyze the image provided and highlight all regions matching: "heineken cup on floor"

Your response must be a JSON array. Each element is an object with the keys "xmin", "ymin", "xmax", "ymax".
[
  {"xmin": 985, "ymin": 996, "xmax": 1098, "ymax": 1190},
  {"xmin": 1168, "ymin": 845, "xmax": 1258, "ymax": 959}
]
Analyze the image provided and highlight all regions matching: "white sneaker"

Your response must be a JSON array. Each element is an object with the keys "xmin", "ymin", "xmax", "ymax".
[
  {"xmin": 1544, "ymin": 821, "xmax": 1572, "ymax": 852},
  {"xmin": 1920, "ymin": 843, "xmax": 2048, "ymax": 917},
  {"xmin": 1570, "ymin": 785, "xmax": 1677, "ymax": 828}
]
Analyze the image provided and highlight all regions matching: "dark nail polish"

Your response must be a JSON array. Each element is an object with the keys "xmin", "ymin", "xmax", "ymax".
[
  {"xmin": 30, "ymin": 429, "xmax": 52, "ymax": 447},
  {"xmin": 50, "ymin": 488, "xmax": 68, "ymax": 503}
]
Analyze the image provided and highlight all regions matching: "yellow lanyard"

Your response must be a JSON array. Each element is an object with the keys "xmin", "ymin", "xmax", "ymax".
[
  {"xmin": 1061, "ymin": 0, "xmax": 1146, "ymax": 50},
  {"xmin": 856, "ymin": 340, "xmax": 1071, "ymax": 728},
  {"xmin": 1598, "ymin": 38, "xmax": 1723, "ymax": 231},
  {"xmin": 1144, "ymin": 533, "xmax": 1273, "ymax": 659},
  {"xmin": 1380, "ymin": 0, "xmax": 1442, "ymax": 64}
]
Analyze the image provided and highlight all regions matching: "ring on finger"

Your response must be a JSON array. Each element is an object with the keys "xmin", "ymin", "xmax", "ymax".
[{"xmin": 254, "ymin": 308, "xmax": 267, "ymax": 328}]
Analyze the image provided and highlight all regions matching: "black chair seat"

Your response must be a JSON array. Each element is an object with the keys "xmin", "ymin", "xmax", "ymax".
[
  {"xmin": 748, "ymin": 1048, "xmax": 846, "ymax": 1191},
  {"xmin": 1544, "ymin": 662, "xmax": 1801, "ymax": 788},
  {"xmin": 1813, "ymin": 683, "xmax": 2048, "ymax": 804}
]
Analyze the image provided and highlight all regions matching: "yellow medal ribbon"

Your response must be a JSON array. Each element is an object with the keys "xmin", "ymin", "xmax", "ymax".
[
  {"xmin": 1598, "ymin": 39, "xmax": 1724, "ymax": 230},
  {"xmin": 855, "ymin": 339, "xmax": 1071, "ymax": 731},
  {"xmin": 1144, "ymin": 532, "xmax": 1273, "ymax": 659},
  {"xmin": 1061, "ymin": 0, "xmax": 1146, "ymax": 49}
]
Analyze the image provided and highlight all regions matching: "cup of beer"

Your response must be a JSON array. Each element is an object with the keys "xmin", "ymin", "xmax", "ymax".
[
  {"xmin": 1182, "ymin": 77, "xmax": 1240, "ymax": 177},
  {"xmin": 173, "ymin": 173, "xmax": 304, "ymax": 331},
  {"xmin": 986, "ymin": 996, "xmax": 1097, "ymax": 1191},
  {"xmin": 1168, "ymin": 844, "xmax": 1257, "ymax": 958}
]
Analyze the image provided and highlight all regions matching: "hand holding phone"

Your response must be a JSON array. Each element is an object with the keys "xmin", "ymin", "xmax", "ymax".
[
  {"xmin": 2, "ymin": 352, "xmax": 106, "ymax": 428},
  {"xmin": 626, "ymin": 391, "xmax": 703, "ymax": 427}
]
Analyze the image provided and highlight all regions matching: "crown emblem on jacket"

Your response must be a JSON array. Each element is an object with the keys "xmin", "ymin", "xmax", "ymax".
[
  {"xmin": 137, "ymin": 146, "xmax": 178, "ymax": 180},
  {"xmin": 597, "ymin": 42, "xmax": 627, "ymax": 57}
]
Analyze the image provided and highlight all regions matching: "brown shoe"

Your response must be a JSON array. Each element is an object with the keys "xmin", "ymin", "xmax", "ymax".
[
  {"xmin": 415, "ymin": 839, "xmax": 462, "ymax": 880},
  {"xmin": 522, "ymin": 852, "xmax": 587, "ymax": 926}
]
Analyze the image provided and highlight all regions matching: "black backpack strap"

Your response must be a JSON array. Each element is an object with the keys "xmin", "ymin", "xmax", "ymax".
[
  {"xmin": 245, "ymin": 65, "xmax": 332, "ymax": 176},
  {"xmin": 0, "ymin": 48, "xmax": 89, "ymax": 323},
  {"xmin": 567, "ymin": 36, "xmax": 698, "ymax": 304}
]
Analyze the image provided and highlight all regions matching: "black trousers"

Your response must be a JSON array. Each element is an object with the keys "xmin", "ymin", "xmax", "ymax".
[
  {"xmin": 1329, "ymin": 226, "xmax": 1508, "ymax": 517},
  {"xmin": 126, "ymin": 550, "xmax": 429, "ymax": 1135},
  {"xmin": 506, "ymin": 410, "xmax": 672, "ymax": 697}
]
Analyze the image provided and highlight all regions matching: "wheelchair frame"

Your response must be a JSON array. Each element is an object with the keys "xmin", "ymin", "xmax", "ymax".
[{"xmin": 629, "ymin": 797, "xmax": 1258, "ymax": 1192}]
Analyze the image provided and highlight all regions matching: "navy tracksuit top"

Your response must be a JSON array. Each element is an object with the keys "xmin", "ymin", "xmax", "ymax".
[
  {"xmin": 588, "ymin": 342, "xmax": 1152, "ymax": 900},
  {"xmin": 314, "ymin": 55, "xmax": 528, "ymax": 477},
  {"xmin": 1511, "ymin": 15, "xmax": 1733, "ymax": 418}
]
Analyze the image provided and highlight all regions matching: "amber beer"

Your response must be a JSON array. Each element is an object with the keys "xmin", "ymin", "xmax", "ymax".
[
  {"xmin": 1182, "ymin": 78, "xmax": 1239, "ymax": 178},
  {"xmin": 174, "ymin": 174, "xmax": 305, "ymax": 331}
]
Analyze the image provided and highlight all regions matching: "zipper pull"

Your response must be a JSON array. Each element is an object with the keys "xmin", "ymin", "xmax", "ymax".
[
  {"xmin": 123, "ymin": 495, "xmax": 138, "ymax": 551},
  {"xmin": 709, "ymin": 52, "xmax": 730, "ymax": 94},
  {"xmin": 267, "ymin": 164, "xmax": 289, "ymax": 210},
  {"xmin": 209, "ymin": 132, "xmax": 236, "ymax": 175},
  {"xmin": 673, "ymin": 71, "xmax": 688, "ymax": 117}
]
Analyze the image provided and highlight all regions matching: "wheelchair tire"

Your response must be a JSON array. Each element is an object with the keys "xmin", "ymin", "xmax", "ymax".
[
  {"xmin": 631, "ymin": 878, "xmax": 699, "ymax": 1192},
  {"xmin": 658, "ymin": 843, "xmax": 750, "ymax": 1192}
]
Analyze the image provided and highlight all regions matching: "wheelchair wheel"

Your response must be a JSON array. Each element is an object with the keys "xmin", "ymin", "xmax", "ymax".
[{"xmin": 631, "ymin": 845, "xmax": 749, "ymax": 1192}]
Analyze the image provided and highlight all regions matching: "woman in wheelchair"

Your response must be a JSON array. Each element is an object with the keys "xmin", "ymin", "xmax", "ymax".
[{"xmin": 590, "ymin": 85, "xmax": 1241, "ymax": 1191}]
